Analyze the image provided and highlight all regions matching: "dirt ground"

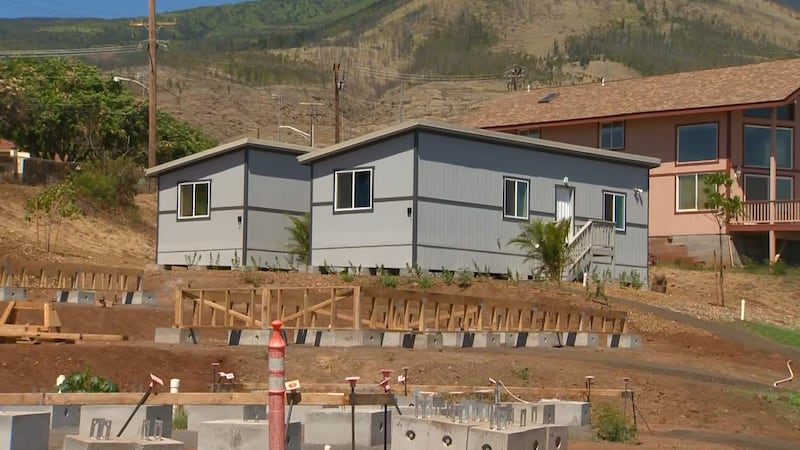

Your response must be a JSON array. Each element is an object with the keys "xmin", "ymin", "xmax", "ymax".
[{"xmin": 2, "ymin": 185, "xmax": 800, "ymax": 448}]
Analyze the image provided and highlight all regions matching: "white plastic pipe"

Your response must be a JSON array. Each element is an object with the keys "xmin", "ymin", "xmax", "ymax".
[
  {"xmin": 740, "ymin": 299, "xmax": 746, "ymax": 321},
  {"xmin": 170, "ymin": 378, "xmax": 180, "ymax": 414}
]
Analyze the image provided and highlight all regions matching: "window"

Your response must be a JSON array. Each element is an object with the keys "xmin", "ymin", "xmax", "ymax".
[
  {"xmin": 743, "ymin": 104, "xmax": 795, "ymax": 121},
  {"xmin": 334, "ymin": 168, "xmax": 372, "ymax": 211},
  {"xmin": 744, "ymin": 125, "xmax": 793, "ymax": 169},
  {"xmin": 600, "ymin": 121, "xmax": 624, "ymax": 149},
  {"xmin": 743, "ymin": 174, "xmax": 793, "ymax": 201},
  {"xmin": 520, "ymin": 128, "xmax": 540, "ymax": 138},
  {"xmin": 178, "ymin": 181, "xmax": 210, "ymax": 219},
  {"xmin": 503, "ymin": 177, "xmax": 529, "ymax": 220},
  {"xmin": 603, "ymin": 192, "xmax": 626, "ymax": 231},
  {"xmin": 676, "ymin": 174, "xmax": 712, "ymax": 211},
  {"xmin": 677, "ymin": 123, "xmax": 718, "ymax": 162}
]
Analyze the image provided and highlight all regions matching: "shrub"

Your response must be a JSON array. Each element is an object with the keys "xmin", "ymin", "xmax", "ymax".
[
  {"xmin": 418, "ymin": 274, "xmax": 433, "ymax": 289},
  {"xmin": 772, "ymin": 259, "xmax": 788, "ymax": 276},
  {"xmin": 456, "ymin": 267, "xmax": 473, "ymax": 288},
  {"xmin": 340, "ymin": 271, "xmax": 355, "ymax": 282},
  {"xmin": 381, "ymin": 274, "xmax": 398, "ymax": 288},
  {"xmin": 55, "ymin": 367, "xmax": 118, "ymax": 393},
  {"xmin": 593, "ymin": 402, "xmax": 637, "ymax": 443},
  {"xmin": 25, "ymin": 180, "xmax": 82, "ymax": 252},
  {"xmin": 629, "ymin": 270, "xmax": 644, "ymax": 289},
  {"xmin": 441, "ymin": 267, "xmax": 455, "ymax": 285},
  {"xmin": 508, "ymin": 219, "xmax": 571, "ymax": 283},
  {"xmin": 285, "ymin": 214, "xmax": 310, "ymax": 266},
  {"xmin": 173, "ymin": 405, "xmax": 188, "ymax": 430},
  {"xmin": 70, "ymin": 155, "xmax": 142, "ymax": 211}
]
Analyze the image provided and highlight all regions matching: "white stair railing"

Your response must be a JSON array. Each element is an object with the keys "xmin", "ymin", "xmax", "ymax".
[{"xmin": 564, "ymin": 220, "xmax": 615, "ymax": 280}]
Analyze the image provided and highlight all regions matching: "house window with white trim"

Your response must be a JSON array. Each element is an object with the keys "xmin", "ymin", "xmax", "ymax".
[
  {"xmin": 334, "ymin": 168, "xmax": 373, "ymax": 211},
  {"xmin": 743, "ymin": 174, "xmax": 793, "ymax": 201},
  {"xmin": 676, "ymin": 174, "xmax": 712, "ymax": 211},
  {"xmin": 178, "ymin": 181, "xmax": 210, "ymax": 219},
  {"xmin": 600, "ymin": 121, "xmax": 624, "ymax": 150},
  {"xmin": 744, "ymin": 125, "xmax": 793, "ymax": 169},
  {"xmin": 503, "ymin": 177, "xmax": 529, "ymax": 220},
  {"xmin": 603, "ymin": 192, "xmax": 626, "ymax": 231}
]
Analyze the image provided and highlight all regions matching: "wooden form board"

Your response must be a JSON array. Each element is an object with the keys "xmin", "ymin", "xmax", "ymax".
[
  {"xmin": 0, "ymin": 258, "xmax": 143, "ymax": 291},
  {"xmin": 176, "ymin": 286, "xmax": 627, "ymax": 334},
  {"xmin": 0, "ymin": 301, "xmax": 61, "ymax": 332}
]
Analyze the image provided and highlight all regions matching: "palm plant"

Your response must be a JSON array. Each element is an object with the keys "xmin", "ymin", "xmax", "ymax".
[
  {"xmin": 508, "ymin": 218, "xmax": 572, "ymax": 282},
  {"xmin": 285, "ymin": 213, "xmax": 310, "ymax": 266}
]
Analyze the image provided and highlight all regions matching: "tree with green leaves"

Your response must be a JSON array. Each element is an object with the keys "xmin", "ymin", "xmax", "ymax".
[
  {"xmin": 508, "ymin": 218, "xmax": 572, "ymax": 283},
  {"xmin": 285, "ymin": 213, "xmax": 310, "ymax": 266},
  {"xmin": 24, "ymin": 180, "xmax": 81, "ymax": 253},
  {"xmin": 702, "ymin": 171, "xmax": 744, "ymax": 307},
  {"xmin": 0, "ymin": 58, "xmax": 215, "ymax": 165}
]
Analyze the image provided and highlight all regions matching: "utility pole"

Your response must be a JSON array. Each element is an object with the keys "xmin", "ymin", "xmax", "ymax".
[
  {"xmin": 130, "ymin": 0, "xmax": 175, "ymax": 171},
  {"xmin": 333, "ymin": 63, "xmax": 344, "ymax": 144}
]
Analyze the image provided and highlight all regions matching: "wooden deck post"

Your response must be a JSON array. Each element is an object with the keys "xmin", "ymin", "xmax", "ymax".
[{"xmin": 353, "ymin": 286, "xmax": 361, "ymax": 330}]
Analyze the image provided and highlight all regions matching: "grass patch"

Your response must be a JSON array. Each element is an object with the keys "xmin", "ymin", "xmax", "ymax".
[{"xmin": 741, "ymin": 322, "xmax": 800, "ymax": 349}]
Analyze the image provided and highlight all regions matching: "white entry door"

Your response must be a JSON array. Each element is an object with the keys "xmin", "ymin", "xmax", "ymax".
[{"xmin": 555, "ymin": 185, "xmax": 575, "ymax": 239}]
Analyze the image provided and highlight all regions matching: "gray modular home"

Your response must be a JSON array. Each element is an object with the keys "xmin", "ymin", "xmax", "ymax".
[
  {"xmin": 145, "ymin": 137, "xmax": 312, "ymax": 269},
  {"xmin": 297, "ymin": 120, "xmax": 660, "ymax": 281}
]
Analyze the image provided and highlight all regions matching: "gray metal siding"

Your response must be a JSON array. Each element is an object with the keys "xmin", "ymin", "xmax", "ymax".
[
  {"xmin": 156, "ymin": 149, "xmax": 245, "ymax": 266},
  {"xmin": 246, "ymin": 148, "xmax": 311, "ymax": 269},
  {"xmin": 310, "ymin": 133, "xmax": 415, "ymax": 269},
  {"xmin": 416, "ymin": 131, "xmax": 650, "ymax": 274}
]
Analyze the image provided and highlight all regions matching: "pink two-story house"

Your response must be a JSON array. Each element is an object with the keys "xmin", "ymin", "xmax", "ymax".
[{"xmin": 467, "ymin": 58, "xmax": 800, "ymax": 265}]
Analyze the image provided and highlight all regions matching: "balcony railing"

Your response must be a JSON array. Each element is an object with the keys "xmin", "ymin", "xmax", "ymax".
[{"xmin": 736, "ymin": 200, "xmax": 800, "ymax": 224}]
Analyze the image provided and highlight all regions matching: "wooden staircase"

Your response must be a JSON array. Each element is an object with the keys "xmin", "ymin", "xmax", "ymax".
[{"xmin": 564, "ymin": 220, "xmax": 615, "ymax": 282}]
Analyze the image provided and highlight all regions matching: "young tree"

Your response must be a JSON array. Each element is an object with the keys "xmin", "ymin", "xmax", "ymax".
[
  {"xmin": 24, "ymin": 180, "xmax": 81, "ymax": 253},
  {"xmin": 285, "ymin": 213, "xmax": 310, "ymax": 266},
  {"xmin": 508, "ymin": 218, "xmax": 572, "ymax": 283},
  {"xmin": 702, "ymin": 171, "xmax": 744, "ymax": 307}
]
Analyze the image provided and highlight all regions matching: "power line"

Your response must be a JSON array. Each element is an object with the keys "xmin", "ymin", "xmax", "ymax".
[{"xmin": 0, "ymin": 46, "xmax": 140, "ymax": 58}]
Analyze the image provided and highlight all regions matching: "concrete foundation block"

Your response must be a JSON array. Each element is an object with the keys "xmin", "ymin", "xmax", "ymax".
[
  {"xmin": 524, "ymin": 332, "xmax": 559, "ymax": 348},
  {"xmin": 559, "ymin": 332, "xmax": 600, "ymax": 347},
  {"xmin": 550, "ymin": 401, "xmax": 590, "ymax": 427},
  {"xmin": 401, "ymin": 333, "xmax": 443, "ymax": 349},
  {"xmin": 0, "ymin": 287, "xmax": 26, "ymax": 302},
  {"xmin": 154, "ymin": 328, "xmax": 199, "ymax": 345},
  {"xmin": 120, "ymin": 291, "xmax": 157, "ymax": 306},
  {"xmin": 184, "ymin": 406, "xmax": 242, "ymax": 432},
  {"xmin": 380, "ymin": 332, "xmax": 403, "ymax": 347},
  {"xmin": 427, "ymin": 417, "xmax": 478, "ymax": 449},
  {"xmin": 226, "ymin": 329, "xmax": 269, "ymax": 346},
  {"xmin": 79, "ymin": 405, "xmax": 172, "ymax": 439},
  {"xmin": 472, "ymin": 332, "xmax": 502, "ymax": 348},
  {"xmin": 390, "ymin": 414, "xmax": 430, "ymax": 450},
  {"xmin": 440, "ymin": 332, "xmax": 464, "ymax": 348},
  {"xmin": 62, "ymin": 436, "xmax": 185, "ymax": 450},
  {"xmin": 330, "ymin": 330, "xmax": 383, "ymax": 347},
  {"xmin": 606, "ymin": 334, "xmax": 643, "ymax": 349},
  {"xmin": 311, "ymin": 330, "xmax": 336, "ymax": 347},
  {"xmin": 55, "ymin": 290, "xmax": 95, "ymax": 305},
  {"xmin": 0, "ymin": 405, "xmax": 79, "ymax": 429},
  {"xmin": 532, "ymin": 403, "xmax": 556, "ymax": 425},
  {"xmin": 500, "ymin": 332, "xmax": 527, "ymax": 348},
  {"xmin": 197, "ymin": 420, "xmax": 300, "ymax": 450},
  {"xmin": 0, "ymin": 411, "xmax": 50, "ymax": 450},
  {"xmin": 467, "ymin": 424, "xmax": 550, "ymax": 450},
  {"xmin": 304, "ymin": 408, "xmax": 389, "ymax": 447},
  {"xmin": 497, "ymin": 403, "xmax": 538, "ymax": 427},
  {"xmin": 546, "ymin": 425, "xmax": 570, "ymax": 450}
]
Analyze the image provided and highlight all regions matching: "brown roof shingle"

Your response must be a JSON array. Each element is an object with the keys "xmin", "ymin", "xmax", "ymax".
[{"xmin": 467, "ymin": 58, "xmax": 800, "ymax": 129}]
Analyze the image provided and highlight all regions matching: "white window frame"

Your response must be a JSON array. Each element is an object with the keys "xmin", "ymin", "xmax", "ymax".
[
  {"xmin": 334, "ymin": 168, "xmax": 373, "ymax": 212},
  {"xmin": 600, "ymin": 121, "xmax": 625, "ymax": 150},
  {"xmin": 675, "ymin": 174, "xmax": 712, "ymax": 212},
  {"xmin": 503, "ymin": 177, "xmax": 530, "ymax": 220},
  {"xmin": 520, "ymin": 128, "xmax": 540, "ymax": 138},
  {"xmin": 743, "ymin": 125, "xmax": 794, "ymax": 169},
  {"xmin": 177, "ymin": 181, "xmax": 211, "ymax": 219},
  {"xmin": 743, "ymin": 174, "xmax": 794, "ymax": 201},
  {"xmin": 676, "ymin": 123, "xmax": 718, "ymax": 163},
  {"xmin": 603, "ymin": 191, "xmax": 626, "ymax": 232}
]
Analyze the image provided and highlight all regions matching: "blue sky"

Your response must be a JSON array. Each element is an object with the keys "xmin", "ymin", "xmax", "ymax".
[{"xmin": 0, "ymin": 1, "xmax": 253, "ymax": 19}]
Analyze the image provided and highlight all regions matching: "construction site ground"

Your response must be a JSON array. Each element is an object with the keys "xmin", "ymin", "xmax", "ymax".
[{"xmin": 1, "ymin": 186, "xmax": 800, "ymax": 448}]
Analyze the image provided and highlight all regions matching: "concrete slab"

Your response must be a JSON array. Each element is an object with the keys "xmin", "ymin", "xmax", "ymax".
[
  {"xmin": 55, "ymin": 290, "xmax": 95, "ymax": 305},
  {"xmin": 154, "ymin": 328, "xmax": 199, "ymax": 345},
  {"xmin": 0, "ymin": 287, "xmax": 26, "ymax": 302},
  {"xmin": 0, "ymin": 411, "xmax": 50, "ymax": 450},
  {"xmin": 304, "ymin": 408, "xmax": 389, "ymax": 447},
  {"xmin": 390, "ymin": 415, "xmax": 430, "ymax": 450},
  {"xmin": 524, "ymin": 332, "xmax": 559, "ymax": 348},
  {"xmin": 196, "ymin": 420, "xmax": 300, "ymax": 450},
  {"xmin": 546, "ymin": 425, "xmax": 570, "ymax": 450},
  {"xmin": 606, "ymin": 334, "xmax": 642, "ymax": 349},
  {"xmin": 467, "ymin": 424, "xmax": 550, "ymax": 450},
  {"xmin": 0, "ymin": 405, "xmax": 79, "ymax": 429},
  {"xmin": 62, "ymin": 435, "xmax": 184, "ymax": 450},
  {"xmin": 79, "ymin": 405, "xmax": 172, "ymax": 439},
  {"xmin": 120, "ymin": 292, "xmax": 158, "ymax": 306},
  {"xmin": 558, "ymin": 332, "xmax": 600, "ymax": 347}
]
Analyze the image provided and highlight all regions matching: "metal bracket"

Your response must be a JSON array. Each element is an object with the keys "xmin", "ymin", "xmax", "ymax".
[{"xmin": 89, "ymin": 418, "xmax": 112, "ymax": 440}]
